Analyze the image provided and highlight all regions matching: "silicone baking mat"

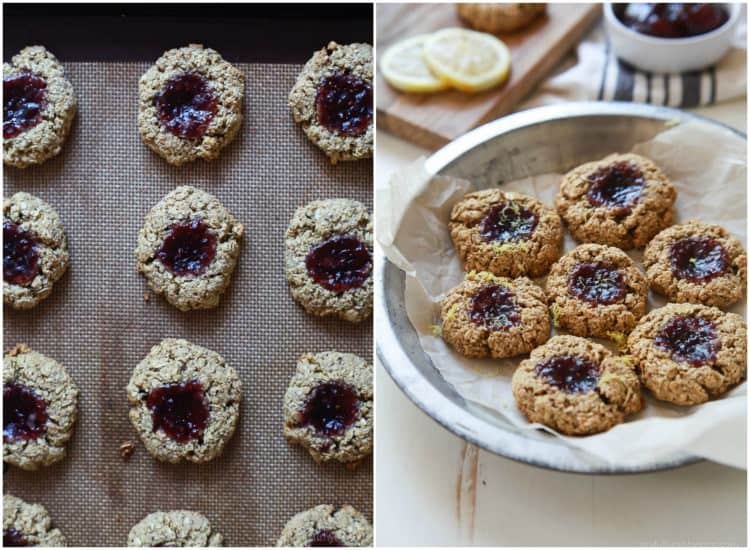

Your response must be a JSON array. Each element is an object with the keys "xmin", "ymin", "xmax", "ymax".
[{"xmin": 3, "ymin": 57, "xmax": 372, "ymax": 546}]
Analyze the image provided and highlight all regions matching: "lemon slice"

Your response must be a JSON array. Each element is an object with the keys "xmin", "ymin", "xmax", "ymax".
[
  {"xmin": 423, "ymin": 28, "xmax": 511, "ymax": 93},
  {"xmin": 380, "ymin": 34, "xmax": 451, "ymax": 93}
]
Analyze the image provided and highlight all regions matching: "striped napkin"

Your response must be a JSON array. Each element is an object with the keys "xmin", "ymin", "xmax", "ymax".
[{"xmin": 522, "ymin": 16, "xmax": 746, "ymax": 109}]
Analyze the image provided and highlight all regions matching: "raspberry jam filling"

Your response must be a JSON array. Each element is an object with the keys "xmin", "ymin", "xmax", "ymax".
[
  {"xmin": 670, "ymin": 236, "xmax": 730, "ymax": 283},
  {"xmin": 301, "ymin": 381, "xmax": 359, "ymax": 437},
  {"xmin": 469, "ymin": 284, "xmax": 521, "ymax": 331},
  {"xmin": 617, "ymin": 3, "xmax": 729, "ymax": 38},
  {"xmin": 156, "ymin": 219, "xmax": 217, "ymax": 276},
  {"xmin": 154, "ymin": 72, "xmax": 217, "ymax": 139},
  {"xmin": 479, "ymin": 202, "xmax": 539, "ymax": 244},
  {"xmin": 3, "ymin": 528, "xmax": 30, "ymax": 547},
  {"xmin": 3, "ymin": 71, "xmax": 47, "ymax": 139},
  {"xmin": 146, "ymin": 381, "xmax": 209, "ymax": 443},
  {"xmin": 315, "ymin": 73, "xmax": 372, "ymax": 136},
  {"xmin": 3, "ymin": 221, "xmax": 40, "ymax": 286},
  {"xmin": 535, "ymin": 355, "xmax": 600, "ymax": 394},
  {"xmin": 3, "ymin": 382, "xmax": 48, "ymax": 442},
  {"xmin": 310, "ymin": 530, "xmax": 343, "ymax": 547},
  {"xmin": 655, "ymin": 315, "xmax": 720, "ymax": 366},
  {"xmin": 568, "ymin": 262, "xmax": 626, "ymax": 305},
  {"xmin": 586, "ymin": 162, "xmax": 645, "ymax": 213},
  {"xmin": 305, "ymin": 235, "xmax": 372, "ymax": 293}
]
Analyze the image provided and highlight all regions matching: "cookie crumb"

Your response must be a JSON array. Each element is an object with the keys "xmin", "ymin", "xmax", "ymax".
[
  {"xmin": 143, "ymin": 292, "xmax": 151, "ymax": 303},
  {"xmin": 119, "ymin": 440, "xmax": 136, "ymax": 460}
]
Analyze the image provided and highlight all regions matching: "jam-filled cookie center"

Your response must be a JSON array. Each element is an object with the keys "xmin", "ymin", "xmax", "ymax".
[
  {"xmin": 301, "ymin": 381, "xmax": 359, "ymax": 436},
  {"xmin": 3, "ymin": 528, "xmax": 30, "ymax": 547},
  {"xmin": 469, "ymin": 284, "xmax": 521, "ymax": 331},
  {"xmin": 479, "ymin": 202, "xmax": 539, "ymax": 244},
  {"xmin": 655, "ymin": 315, "xmax": 720, "ymax": 366},
  {"xmin": 305, "ymin": 235, "xmax": 372, "ymax": 293},
  {"xmin": 586, "ymin": 161, "xmax": 645, "ymax": 212},
  {"xmin": 670, "ymin": 236, "xmax": 730, "ymax": 282},
  {"xmin": 155, "ymin": 72, "xmax": 218, "ymax": 139},
  {"xmin": 3, "ymin": 221, "xmax": 40, "ymax": 286},
  {"xmin": 315, "ymin": 72, "xmax": 373, "ymax": 137},
  {"xmin": 535, "ymin": 355, "xmax": 600, "ymax": 394},
  {"xmin": 3, "ymin": 382, "xmax": 48, "ymax": 442},
  {"xmin": 157, "ymin": 219, "xmax": 217, "ymax": 277},
  {"xmin": 3, "ymin": 71, "xmax": 47, "ymax": 140},
  {"xmin": 568, "ymin": 262, "xmax": 626, "ymax": 305},
  {"xmin": 146, "ymin": 381, "xmax": 209, "ymax": 443},
  {"xmin": 310, "ymin": 529, "xmax": 343, "ymax": 547}
]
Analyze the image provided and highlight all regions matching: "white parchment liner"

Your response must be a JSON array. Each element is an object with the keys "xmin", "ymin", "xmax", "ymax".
[{"xmin": 378, "ymin": 121, "xmax": 747, "ymax": 469}]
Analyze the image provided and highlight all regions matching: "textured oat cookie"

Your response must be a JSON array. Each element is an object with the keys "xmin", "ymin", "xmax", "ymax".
[
  {"xmin": 289, "ymin": 42, "xmax": 373, "ymax": 164},
  {"xmin": 644, "ymin": 220, "xmax": 747, "ymax": 309},
  {"xmin": 456, "ymin": 3, "xmax": 546, "ymax": 33},
  {"xmin": 285, "ymin": 198, "xmax": 373, "ymax": 323},
  {"xmin": 127, "ymin": 510, "xmax": 222, "ymax": 547},
  {"xmin": 512, "ymin": 335, "xmax": 644, "ymax": 435},
  {"xmin": 283, "ymin": 351, "xmax": 372, "ymax": 465},
  {"xmin": 627, "ymin": 303, "xmax": 746, "ymax": 405},
  {"xmin": 135, "ymin": 186, "xmax": 243, "ymax": 311},
  {"xmin": 449, "ymin": 189, "xmax": 563, "ymax": 278},
  {"xmin": 4, "ymin": 192, "xmax": 69, "ymax": 309},
  {"xmin": 127, "ymin": 338, "xmax": 241, "ymax": 463},
  {"xmin": 546, "ymin": 244, "xmax": 648, "ymax": 341},
  {"xmin": 3, "ymin": 344, "xmax": 78, "ymax": 470},
  {"xmin": 441, "ymin": 271, "xmax": 550, "ymax": 359},
  {"xmin": 4, "ymin": 46, "xmax": 77, "ymax": 168},
  {"xmin": 3, "ymin": 494, "xmax": 66, "ymax": 546},
  {"xmin": 138, "ymin": 44, "xmax": 244, "ymax": 165},
  {"xmin": 276, "ymin": 504, "xmax": 373, "ymax": 547},
  {"xmin": 556, "ymin": 153, "xmax": 676, "ymax": 250}
]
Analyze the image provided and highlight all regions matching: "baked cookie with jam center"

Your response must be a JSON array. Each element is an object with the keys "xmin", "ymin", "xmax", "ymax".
[
  {"xmin": 627, "ymin": 303, "xmax": 746, "ymax": 405},
  {"xmin": 128, "ymin": 510, "xmax": 222, "ymax": 547},
  {"xmin": 512, "ymin": 335, "xmax": 643, "ymax": 435},
  {"xmin": 556, "ymin": 153, "xmax": 676, "ymax": 250},
  {"xmin": 3, "ymin": 494, "xmax": 66, "ymax": 547},
  {"xmin": 126, "ymin": 338, "xmax": 241, "ymax": 464},
  {"xmin": 138, "ymin": 44, "xmax": 244, "ymax": 165},
  {"xmin": 644, "ymin": 220, "xmax": 747, "ymax": 309},
  {"xmin": 449, "ymin": 189, "xmax": 563, "ymax": 278},
  {"xmin": 289, "ymin": 42, "xmax": 373, "ymax": 164},
  {"xmin": 546, "ymin": 244, "xmax": 648, "ymax": 341},
  {"xmin": 283, "ymin": 351, "xmax": 372, "ymax": 466},
  {"xmin": 276, "ymin": 505, "xmax": 372, "ymax": 547},
  {"xmin": 441, "ymin": 271, "xmax": 550, "ymax": 359}
]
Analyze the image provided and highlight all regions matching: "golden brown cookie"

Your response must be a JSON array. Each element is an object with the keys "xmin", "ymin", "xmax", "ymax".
[
  {"xmin": 127, "ymin": 510, "xmax": 222, "ymax": 547},
  {"xmin": 644, "ymin": 220, "xmax": 747, "ymax": 309},
  {"xmin": 627, "ymin": 303, "xmax": 746, "ymax": 405},
  {"xmin": 276, "ymin": 505, "xmax": 372, "ymax": 547},
  {"xmin": 556, "ymin": 153, "xmax": 676, "ymax": 250},
  {"xmin": 449, "ymin": 189, "xmax": 563, "ymax": 278},
  {"xmin": 456, "ymin": 3, "xmax": 546, "ymax": 33},
  {"xmin": 3, "ymin": 495, "xmax": 66, "ymax": 546}
]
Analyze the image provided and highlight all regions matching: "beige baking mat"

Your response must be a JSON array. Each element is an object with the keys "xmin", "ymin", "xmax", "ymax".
[{"xmin": 3, "ymin": 62, "xmax": 373, "ymax": 547}]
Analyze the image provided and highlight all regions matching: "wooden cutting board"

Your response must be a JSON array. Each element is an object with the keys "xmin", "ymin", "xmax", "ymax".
[{"xmin": 376, "ymin": 3, "xmax": 601, "ymax": 149}]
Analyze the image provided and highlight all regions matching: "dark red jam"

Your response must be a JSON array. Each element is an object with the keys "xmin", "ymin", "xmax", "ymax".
[
  {"xmin": 586, "ymin": 162, "xmax": 645, "ymax": 214},
  {"xmin": 3, "ymin": 382, "xmax": 48, "ymax": 442},
  {"xmin": 301, "ymin": 381, "xmax": 359, "ymax": 437},
  {"xmin": 3, "ymin": 221, "xmax": 40, "ymax": 286},
  {"xmin": 3, "ymin": 528, "xmax": 30, "ymax": 547},
  {"xmin": 479, "ymin": 202, "xmax": 538, "ymax": 244},
  {"xmin": 156, "ymin": 219, "xmax": 217, "ymax": 276},
  {"xmin": 3, "ymin": 71, "xmax": 47, "ymax": 139},
  {"xmin": 535, "ymin": 355, "xmax": 600, "ymax": 394},
  {"xmin": 309, "ymin": 530, "xmax": 343, "ymax": 547},
  {"xmin": 655, "ymin": 315, "xmax": 719, "ymax": 366},
  {"xmin": 154, "ymin": 72, "xmax": 217, "ymax": 139},
  {"xmin": 616, "ymin": 3, "xmax": 729, "ymax": 38},
  {"xmin": 315, "ymin": 73, "xmax": 372, "ymax": 137},
  {"xmin": 469, "ymin": 284, "xmax": 521, "ymax": 331},
  {"xmin": 305, "ymin": 235, "xmax": 372, "ymax": 293},
  {"xmin": 568, "ymin": 262, "xmax": 626, "ymax": 305},
  {"xmin": 146, "ymin": 381, "xmax": 209, "ymax": 443},
  {"xmin": 670, "ymin": 236, "xmax": 730, "ymax": 283}
]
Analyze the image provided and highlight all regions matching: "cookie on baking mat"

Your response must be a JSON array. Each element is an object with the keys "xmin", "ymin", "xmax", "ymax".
[
  {"xmin": 3, "ymin": 494, "xmax": 66, "ymax": 546},
  {"xmin": 127, "ymin": 510, "xmax": 222, "ymax": 547},
  {"xmin": 276, "ymin": 504, "xmax": 372, "ymax": 547}
]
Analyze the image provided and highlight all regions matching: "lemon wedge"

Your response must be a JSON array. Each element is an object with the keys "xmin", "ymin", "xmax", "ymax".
[
  {"xmin": 380, "ymin": 34, "xmax": 451, "ymax": 93},
  {"xmin": 423, "ymin": 28, "xmax": 511, "ymax": 93}
]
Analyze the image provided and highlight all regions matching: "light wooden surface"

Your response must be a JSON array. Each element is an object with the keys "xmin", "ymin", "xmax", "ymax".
[{"xmin": 376, "ymin": 3, "xmax": 601, "ymax": 149}]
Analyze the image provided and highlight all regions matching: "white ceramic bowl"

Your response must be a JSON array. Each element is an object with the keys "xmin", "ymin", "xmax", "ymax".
[{"xmin": 604, "ymin": 3, "xmax": 741, "ymax": 73}]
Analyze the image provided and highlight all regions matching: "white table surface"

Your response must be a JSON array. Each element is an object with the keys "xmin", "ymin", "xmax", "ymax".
[{"xmin": 374, "ymin": 99, "xmax": 748, "ymax": 546}]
